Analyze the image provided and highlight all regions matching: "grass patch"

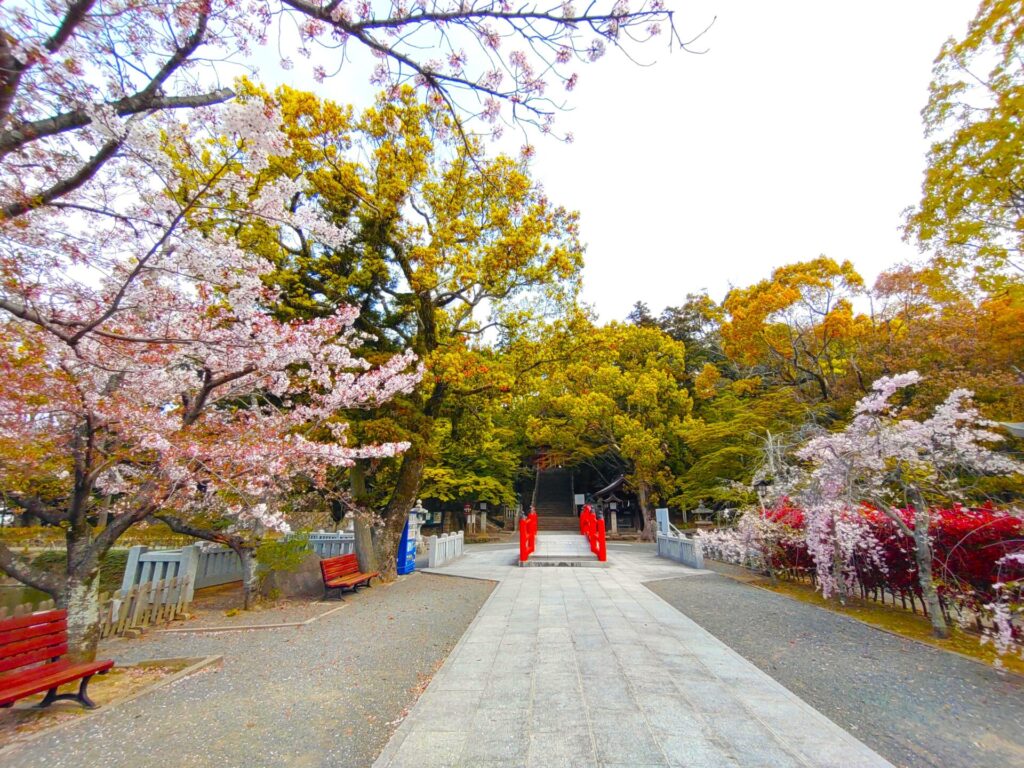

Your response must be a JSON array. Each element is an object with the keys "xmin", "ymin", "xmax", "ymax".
[
  {"xmin": 29, "ymin": 549, "xmax": 128, "ymax": 594},
  {"xmin": 0, "ymin": 523, "xmax": 192, "ymax": 549},
  {"xmin": 752, "ymin": 576, "xmax": 1024, "ymax": 676},
  {"xmin": 0, "ymin": 658, "xmax": 199, "ymax": 747}
]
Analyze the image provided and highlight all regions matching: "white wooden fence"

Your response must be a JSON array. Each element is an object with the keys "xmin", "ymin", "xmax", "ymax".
[
  {"xmin": 656, "ymin": 531, "xmax": 705, "ymax": 569},
  {"xmin": 427, "ymin": 531, "xmax": 465, "ymax": 568},
  {"xmin": 503, "ymin": 505, "xmax": 521, "ymax": 530},
  {"xmin": 123, "ymin": 534, "xmax": 356, "ymax": 601},
  {"xmin": 308, "ymin": 532, "xmax": 355, "ymax": 557},
  {"xmin": 193, "ymin": 546, "xmax": 244, "ymax": 589},
  {"xmin": 122, "ymin": 544, "xmax": 241, "ymax": 603}
]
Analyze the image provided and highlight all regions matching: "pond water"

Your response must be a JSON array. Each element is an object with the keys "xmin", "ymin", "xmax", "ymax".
[{"xmin": 0, "ymin": 584, "xmax": 50, "ymax": 612}]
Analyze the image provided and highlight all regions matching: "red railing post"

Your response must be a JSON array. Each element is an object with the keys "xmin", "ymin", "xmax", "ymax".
[
  {"xmin": 520, "ymin": 507, "xmax": 539, "ymax": 563},
  {"xmin": 529, "ymin": 508, "xmax": 537, "ymax": 556},
  {"xmin": 596, "ymin": 513, "xmax": 607, "ymax": 562},
  {"xmin": 581, "ymin": 504, "xmax": 591, "ymax": 538}
]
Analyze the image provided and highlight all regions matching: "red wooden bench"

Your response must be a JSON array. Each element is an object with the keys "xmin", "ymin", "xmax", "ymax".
[
  {"xmin": 319, "ymin": 554, "xmax": 377, "ymax": 599},
  {"xmin": 0, "ymin": 609, "xmax": 114, "ymax": 710}
]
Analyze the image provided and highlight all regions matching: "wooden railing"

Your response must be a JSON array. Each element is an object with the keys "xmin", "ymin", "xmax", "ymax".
[{"xmin": 98, "ymin": 576, "xmax": 193, "ymax": 637}]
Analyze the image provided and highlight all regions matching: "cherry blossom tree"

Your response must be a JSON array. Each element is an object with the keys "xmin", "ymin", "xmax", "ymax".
[
  {"xmin": 795, "ymin": 372, "xmax": 1023, "ymax": 637},
  {"xmin": 0, "ymin": 98, "xmax": 421, "ymax": 659},
  {"xmin": 0, "ymin": 0, "xmax": 690, "ymax": 656},
  {"xmin": 0, "ymin": 0, "xmax": 687, "ymax": 220}
]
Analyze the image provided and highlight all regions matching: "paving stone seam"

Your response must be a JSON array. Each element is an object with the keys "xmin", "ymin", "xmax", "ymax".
[
  {"xmin": 370, "ymin": 572, "xmax": 505, "ymax": 767},
  {"xmin": 637, "ymin": 575, "xmax": 879, "ymax": 766}
]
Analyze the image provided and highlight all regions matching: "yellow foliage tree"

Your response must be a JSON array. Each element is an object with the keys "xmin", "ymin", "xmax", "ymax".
[{"xmin": 212, "ymin": 84, "xmax": 584, "ymax": 576}]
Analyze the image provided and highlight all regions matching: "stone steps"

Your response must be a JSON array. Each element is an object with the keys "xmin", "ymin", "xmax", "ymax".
[
  {"xmin": 521, "ymin": 533, "xmax": 605, "ymax": 568},
  {"xmin": 536, "ymin": 515, "xmax": 579, "ymax": 532}
]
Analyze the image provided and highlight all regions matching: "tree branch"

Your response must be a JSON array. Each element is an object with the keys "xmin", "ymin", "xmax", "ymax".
[
  {"xmin": 0, "ymin": 89, "xmax": 234, "ymax": 159},
  {"xmin": 152, "ymin": 511, "xmax": 242, "ymax": 548},
  {"xmin": 0, "ymin": 539, "xmax": 62, "ymax": 597},
  {"xmin": 1, "ymin": 136, "xmax": 122, "ymax": 220}
]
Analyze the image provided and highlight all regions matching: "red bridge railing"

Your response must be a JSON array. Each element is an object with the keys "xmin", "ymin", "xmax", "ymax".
[
  {"xmin": 519, "ymin": 508, "xmax": 537, "ymax": 563},
  {"xmin": 579, "ymin": 504, "xmax": 607, "ymax": 562}
]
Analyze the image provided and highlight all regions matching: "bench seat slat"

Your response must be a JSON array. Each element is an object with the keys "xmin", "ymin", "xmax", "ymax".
[
  {"xmin": 0, "ymin": 660, "xmax": 76, "ymax": 690},
  {"xmin": 325, "ymin": 572, "xmax": 377, "ymax": 587},
  {"xmin": 0, "ymin": 642, "xmax": 68, "ymax": 674},
  {"xmin": 0, "ymin": 620, "xmax": 68, "ymax": 647},
  {"xmin": 0, "ymin": 611, "xmax": 65, "ymax": 633},
  {"xmin": 0, "ymin": 659, "xmax": 113, "ymax": 707}
]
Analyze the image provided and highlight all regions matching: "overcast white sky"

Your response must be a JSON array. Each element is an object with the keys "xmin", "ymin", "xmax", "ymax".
[{"xmin": 521, "ymin": 1, "xmax": 977, "ymax": 320}]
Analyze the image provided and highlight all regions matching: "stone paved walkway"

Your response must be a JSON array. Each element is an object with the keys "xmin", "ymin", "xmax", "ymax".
[{"xmin": 374, "ymin": 541, "xmax": 892, "ymax": 768}]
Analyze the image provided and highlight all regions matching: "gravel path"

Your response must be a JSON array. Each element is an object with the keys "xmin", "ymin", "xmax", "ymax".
[
  {"xmin": 1, "ymin": 572, "xmax": 494, "ymax": 768},
  {"xmin": 646, "ymin": 571, "xmax": 1024, "ymax": 768}
]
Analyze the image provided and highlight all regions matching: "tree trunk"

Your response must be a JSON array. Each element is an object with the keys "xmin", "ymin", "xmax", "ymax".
[
  {"xmin": 236, "ymin": 546, "xmax": 259, "ymax": 611},
  {"xmin": 376, "ymin": 444, "xmax": 427, "ymax": 580},
  {"xmin": 832, "ymin": 512, "xmax": 848, "ymax": 606},
  {"xmin": 637, "ymin": 481, "xmax": 656, "ymax": 542},
  {"xmin": 60, "ymin": 519, "xmax": 105, "ymax": 662},
  {"xmin": 910, "ymin": 499, "xmax": 949, "ymax": 638},
  {"xmin": 350, "ymin": 463, "xmax": 379, "ymax": 574},
  {"xmin": 60, "ymin": 569, "xmax": 102, "ymax": 662}
]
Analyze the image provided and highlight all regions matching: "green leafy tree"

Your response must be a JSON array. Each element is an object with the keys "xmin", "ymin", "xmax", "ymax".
[
  {"xmin": 904, "ymin": 0, "xmax": 1024, "ymax": 293},
  {"xmin": 673, "ymin": 378, "xmax": 807, "ymax": 509},
  {"xmin": 528, "ymin": 323, "xmax": 692, "ymax": 540},
  {"xmin": 656, "ymin": 293, "xmax": 727, "ymax": 375}
]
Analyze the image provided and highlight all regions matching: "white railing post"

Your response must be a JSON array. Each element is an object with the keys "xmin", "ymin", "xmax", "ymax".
[
  {"xmin": 181, "ymin": 544, "xmax": 200, "ymax": 603},
  {"xmin": 121, "ymin": 545, "xmax": 148, "ymax": 591},
  {"xmin": 428, "ymin": 534, "xmax": 439, "ymax": 568},
  {"xmin": 425, "ymin": 530, "xmax": 466, "ymax": 567}
]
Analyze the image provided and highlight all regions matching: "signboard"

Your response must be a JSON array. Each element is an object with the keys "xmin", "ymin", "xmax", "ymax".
[
  {"xmin": 574, "ymin": 494, "xmax": 585, "ymax": 506},
  {"xmin": 655, "ymin": 508, "xmax": 670, "ymax": 535}
]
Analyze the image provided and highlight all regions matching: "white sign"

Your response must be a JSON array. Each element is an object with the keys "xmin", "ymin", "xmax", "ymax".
[
  {"xmin": 574, "ymin": 494, "xmax": 585, "ymax": 506},
  {"xmin": 655, "ymin": 508, "xmax": 670, "ymax": 534}
]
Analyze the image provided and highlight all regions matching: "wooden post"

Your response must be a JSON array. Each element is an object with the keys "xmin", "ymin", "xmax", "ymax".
[{"xmin": 131, "ymin": 583, "xmax": 150, "ymax": 628}]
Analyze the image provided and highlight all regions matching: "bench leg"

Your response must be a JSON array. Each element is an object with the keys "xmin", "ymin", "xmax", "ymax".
[
  {"xmin": 323, "ymin": 585, "xmax": 345, "ymax": 601},
  {"xmin": 36, "ymin": 674, "xmax": 99, "ymax": 710}
]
